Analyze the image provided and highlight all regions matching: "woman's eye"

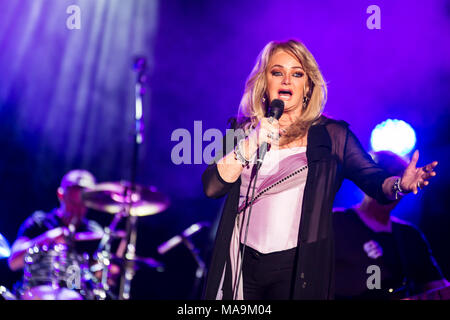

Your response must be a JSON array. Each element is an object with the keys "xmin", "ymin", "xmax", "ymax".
[
  {"xmin": 271, "ymin": 71, "xmax": 282, "ymax": 76},
  {"xmin": 293, "ymin": 72, "xmax": 304, "ymax": 78}
]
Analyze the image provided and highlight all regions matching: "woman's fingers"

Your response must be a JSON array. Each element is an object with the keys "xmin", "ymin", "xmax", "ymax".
[
  {"xmin": 421, "ymin": 171, "xmax": 436, "ymax": 180},
  {"xmin": 423, "ymin": 161, "xmax": 438, "ymax": 173},
  {"xmin": 261, "ymin": 118, "xmax": 279, "ymax": 134},
  {"xmin": 400, "ymin": 153, "xmax": 438, "ymax": 195},
  {"xmin": 257, "ymin": 118, "xmax": 279, "ymax": 146},
  {"xmin": 407, "ymin": 150, "xmax": 420, "ymax": 170},
  {"xmin": 413, "ymin": 183, "xmax": 419, "ymax": 194},
  {"xmin": 420, "ymin": 161, "xmax": 438, "ymax": 180}
]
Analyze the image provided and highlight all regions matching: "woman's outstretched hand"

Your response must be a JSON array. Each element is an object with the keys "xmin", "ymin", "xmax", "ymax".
[{"xmin": 400, "ymin": 150, "xmax": 438, "ymax": 194}]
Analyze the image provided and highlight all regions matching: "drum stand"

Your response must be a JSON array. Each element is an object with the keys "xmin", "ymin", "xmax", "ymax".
[
  {"xmin": 93, "ymin": 57, "xmax": 148, "ymax": 300},
  {"xmin": 118, "ymin": 57, "xmax": 147, "ymax": 300},
  {"xmin": 0, "ymin": 285, "xmax": 17, "ymax": 300},
  {"xmin": 118, "ymin": 208, "xmax": 138, "ymax": 300},
  {"xmin": 94, "ymin": 211, "xmax": 123, "ymax": 299}
]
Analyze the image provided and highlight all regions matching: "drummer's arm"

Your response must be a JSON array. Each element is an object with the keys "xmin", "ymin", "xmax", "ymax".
[
  {"xmin": 8, "ymin": 228, "xmax": 67, "ymax": 271},
  {"xmin": 8, "ymin": 237, "xmax": 32, "ymax": 271}
]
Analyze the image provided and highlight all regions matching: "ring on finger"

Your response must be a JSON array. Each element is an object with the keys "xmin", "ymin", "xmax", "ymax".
[{"xmin": 272, "ymin": 132, "xmax": 280, "ymax": 140}]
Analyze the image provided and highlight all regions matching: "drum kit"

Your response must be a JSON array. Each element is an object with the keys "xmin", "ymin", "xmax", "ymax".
[
  {"xmin": 0, "ymin": 57, "xmax": 210, "ymax": 301},
  {"xmin": 0, "ymin": 180, "xmax": 171, "ymax": 300}
]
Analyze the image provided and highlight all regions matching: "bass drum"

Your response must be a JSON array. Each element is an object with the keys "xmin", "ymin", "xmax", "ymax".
[{"xmin": 20, "ymin": 243, "xmax": 94, "ymax": 300}]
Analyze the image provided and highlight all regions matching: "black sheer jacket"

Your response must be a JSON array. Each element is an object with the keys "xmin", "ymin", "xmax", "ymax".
[{"xmin": 202, "ymin": 116, "xmax": 392, "ymax": 299}]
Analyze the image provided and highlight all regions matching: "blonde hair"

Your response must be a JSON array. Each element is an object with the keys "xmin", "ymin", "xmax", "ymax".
[{"xmin": 237, "ymin": 39, "xmax": 328, "ymax": 142}]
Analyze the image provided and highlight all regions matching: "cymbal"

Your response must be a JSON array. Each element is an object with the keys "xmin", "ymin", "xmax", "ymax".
[
  {"xmin": 0, "ymin": 233, "xmax": 11, "ymax": 259},
  {"xmin": 82, "ymin": 181, "xmax": 170, "ymax": 216}
]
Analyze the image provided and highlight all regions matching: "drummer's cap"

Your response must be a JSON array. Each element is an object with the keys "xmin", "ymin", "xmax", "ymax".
[{"xmin": 59, "ymin": 169, "xmax": 96, "ymax": 190}]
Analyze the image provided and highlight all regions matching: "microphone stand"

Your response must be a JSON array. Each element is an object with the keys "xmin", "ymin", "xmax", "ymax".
[
  {"xmin": 118, "ymin": 57, "xmax": 147, "ymax": 300},
  {"xmin": 232, "ymin": 102, "xmax": 283, "ymax": 300},
  {"xmin": 232, "ymin": 156, "xmax": 261, "ymax": 300},
  {"xmin": 157, "ymin": 222, "xmax": 210, "ymax": 299},
  {"xmin": 182, "ymin": 236, "xmax": 206, "ymax": 300}
]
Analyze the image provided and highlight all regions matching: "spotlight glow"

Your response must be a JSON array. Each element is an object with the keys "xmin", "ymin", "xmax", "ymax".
[{"xmin": 370, "ymin": 119, "xmax": 416, "ymax": 156}]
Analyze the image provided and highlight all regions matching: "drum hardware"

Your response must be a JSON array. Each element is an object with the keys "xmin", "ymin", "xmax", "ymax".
[
  {"xmin": 0, "ymin": 233, "xmax": 17, "ymax": 300},
  {"xmin": 402, "ymin": 285, "xmax": 450, "ymax": 300},
  {"xmin": 157, "ymin": 221, "xmax": 210, "ymax": 299},
  {"xmin": 82, "ymin": 180, "xmax": 169, "ymax": 299},
  {"xmin": 73, "ymin": 229, "xmax": 126, "ymax": 242},
  {"xmin": 8, "ymin": 56, "xmax": 167, "ymax": 300},
  {"xmin": 10, "ymin": 177, "xmax": 169, "ymax": 300},
  {"xmin": 87, "ymin": 56, "xmax": 168, "ymax": 300},
  {"xmin": 0, "ymin": 232, "xmax": 11, "ymax": 259},
  {"xmin": 113, "ymin": 57, "xmax": 149, "ymax": 300},
  {"xmin": 110, "ymin": 254, "xmax": 164, "ymax": 271},
  {"xmin": 82, "ymin": 181, "xmax": 169, "ymax": 217},
  {"xmin": 2, "ymin": 228, "xmax": 122, "ymax": 300},
  {"xmin": 0, "ymin": 285, "xmax": 17, "ymax": 300},
  {"xmin": 20, "ymin": 243, "xmax": 93, "ymax": 300},
  {"xmin": 93, "ymin": 209, "xmax": 125, "ymax": 298},
  {"xmin": 13, "ymin": 226, "xmax": 128, "ymax": 300},
  {"xmin": 90, "ymin": 254, "xmax": 164, "ymax": 273}
]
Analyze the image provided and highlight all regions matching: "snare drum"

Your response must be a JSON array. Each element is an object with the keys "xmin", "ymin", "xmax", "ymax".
[{"xmin": 20, "ymin": 243, "xmax": 93, "ymax": 300}]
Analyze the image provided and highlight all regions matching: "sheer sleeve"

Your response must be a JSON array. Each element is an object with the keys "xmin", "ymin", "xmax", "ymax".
[
  {"xmin": 202, "ymin": 163, "xmax": 236, "ymax": 198},
  {"xmin": 201, "ymin": 126, "xmax": 240, "ymax": 199},
  {"xmin": 342, "ymin": 128, "xmax": 392, "ymax": 204}
]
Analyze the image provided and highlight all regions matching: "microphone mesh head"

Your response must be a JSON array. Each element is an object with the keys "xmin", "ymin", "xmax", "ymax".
[{"xmin": 268, "ymin": 99, "xmax": 284, "ymax": 120}]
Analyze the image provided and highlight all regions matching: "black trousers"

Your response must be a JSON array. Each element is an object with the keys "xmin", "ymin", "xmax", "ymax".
[{"xmin": 241, "ymin": 245, "xmax": 297, "ymax": 300}]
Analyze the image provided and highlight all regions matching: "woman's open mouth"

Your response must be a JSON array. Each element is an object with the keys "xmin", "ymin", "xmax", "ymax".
[{"xmin": 278, "ymin": 89, "xmax": 293, "ymax": 101}]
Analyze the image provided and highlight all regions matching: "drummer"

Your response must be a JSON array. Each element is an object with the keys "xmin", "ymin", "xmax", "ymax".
[{"xmin": 8, "ymin": 169, "xmax": 103, "ymax": 271}]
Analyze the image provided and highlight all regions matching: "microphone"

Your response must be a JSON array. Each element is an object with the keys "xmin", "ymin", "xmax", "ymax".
[{"xmin": 256, "ymin": 99, "xmax": 284, "ymax": 168}]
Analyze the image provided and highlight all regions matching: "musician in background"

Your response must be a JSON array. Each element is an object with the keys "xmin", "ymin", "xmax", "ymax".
[
  {"xmin": 8, "ymin": 169, "xmax": 103, "ymax": 272},
  {"xmin": 333, "ymin": 151, "xmax": 449, "ymax": 299}
]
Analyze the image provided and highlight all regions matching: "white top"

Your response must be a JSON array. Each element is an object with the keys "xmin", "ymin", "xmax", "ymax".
[{"xmin": 238, "ymin": 147, "xmax": 308, "ymax": 254}]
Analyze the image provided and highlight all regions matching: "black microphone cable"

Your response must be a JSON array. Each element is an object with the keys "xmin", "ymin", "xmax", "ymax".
[
  {"xmin": 232, "ymin": 99, "xmax": 284, "ymax": 300},
  {"xmin": 232, "ymin": 162, "xmax": 260, "ymax": 300}
]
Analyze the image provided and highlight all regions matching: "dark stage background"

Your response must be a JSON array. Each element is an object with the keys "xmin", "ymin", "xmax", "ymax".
[{"xmin": 0, "ymin": 0, "xmax": 449, "ymax": 299}]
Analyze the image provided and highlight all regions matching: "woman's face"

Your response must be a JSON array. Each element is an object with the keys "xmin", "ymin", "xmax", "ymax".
[{"xmin": 265, "ymin": 49, "xmax": 307, "ymax": 113}]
